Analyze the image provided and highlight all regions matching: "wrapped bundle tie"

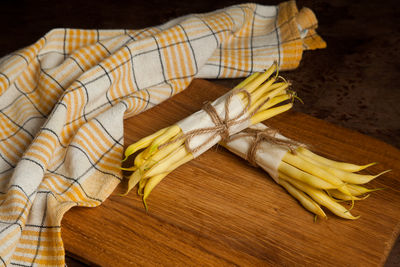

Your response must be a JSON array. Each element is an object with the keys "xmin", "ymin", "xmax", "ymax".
[
  {"xmin": 162, "ymin": 88, "xmax": 251, "ymax": 156},
  {"xmin": 228, "ymin": 127, "xmax": 301, "ymax": 167},
  {"xmin": 121, "ymin": 63, "xmax": 296, "ymax": 209},
  {"xmin": 223, "ymin": 123, "xmax": 389, "ymax": 220},
  {"xmin": 163, "ymin": 86, "xmax": 275, "ymax": 156}
]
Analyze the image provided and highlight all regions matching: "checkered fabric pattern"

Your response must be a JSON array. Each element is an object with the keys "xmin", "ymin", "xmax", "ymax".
[{"xmin": 0, "ymin": 1, "xmax": 325, "ymax": 266}]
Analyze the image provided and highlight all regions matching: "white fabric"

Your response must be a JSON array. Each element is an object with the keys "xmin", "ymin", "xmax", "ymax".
[
  {"xmin": 225, "ymin": 123, "xmax": 290, "ymax": 182},
  {"xmin": 177, "ymin": 92, "xmax": 251, "ymax": 157}
]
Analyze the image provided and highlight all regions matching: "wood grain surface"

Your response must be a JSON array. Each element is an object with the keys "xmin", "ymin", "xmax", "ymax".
[{"xmin": 61, "ymin": 79, "xmax": 400, "ymax": 266}]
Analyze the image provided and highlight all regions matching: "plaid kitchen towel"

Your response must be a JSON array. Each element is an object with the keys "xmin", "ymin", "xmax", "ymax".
[{"xmin": 0, "ymin": 1, "xmax": 325, "ymax": 266}]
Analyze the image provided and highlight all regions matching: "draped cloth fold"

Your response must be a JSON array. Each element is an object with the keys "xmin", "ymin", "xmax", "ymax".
[{"xmin": 0, "ymin": 1, "xmax": 325, "ymax": 265}]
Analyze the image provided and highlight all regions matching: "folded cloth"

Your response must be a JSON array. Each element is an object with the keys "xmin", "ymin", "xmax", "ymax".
[{"xmin": 0, "ymin": 1, "xmax": 325, "ymax": 265}]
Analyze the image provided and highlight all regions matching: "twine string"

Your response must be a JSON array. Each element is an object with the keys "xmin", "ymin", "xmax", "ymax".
[
  {"xmin": 183, "ymin": 88, "xmax": 251, "ymax": 154},
  {"xmin": 228, "ymin": 127, "xmax": 302, "ymax": 166},
  {"xmin": 159, "ymin": 87, "xmax": 271, "ymax": 155}
]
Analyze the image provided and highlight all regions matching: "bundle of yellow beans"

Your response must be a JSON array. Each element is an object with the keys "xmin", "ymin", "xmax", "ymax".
[
  {"xmin": 222, "ymin": 123, "xmax": 388, "ymax": 219},
  {"xmin": 122, "ymin": 63, "xmax": 295, "ymax": 209}
]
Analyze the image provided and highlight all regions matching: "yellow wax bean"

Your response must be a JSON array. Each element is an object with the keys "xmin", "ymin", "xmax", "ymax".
[
  {"xmin": 142, "ymin": 172, "xmax": 170, "ymax": 211},
  {"xmin": 239, "ymin": 76, "xmax": 277, "ymax": 105},
  {"xmin": 120, "ymin": 166, "xmax": 137, "ymax": 171},
  {"xmin": 248, "ymin": 84, "xmax": 288, "ymax": 113},
  {"xmin": 264, "ymin": 82, "xmax": 287, "ymax": 91},
  {"xmin": 237, "ymin": 73, "xmax": 261, "ymax": 104},
  {"xmin": 245, "ymin": 64, "xmax": 277, "ymax": 93},
  {"xmin": 327, "ymin": 189, "xmax": 368, "ymax": 201},
  {"xmin": 123, "ymin": 126, "xmax": 168, "ymax": 161},
  {"xmin": 134, "ymin": 150, "xmax": 146, "ymax": 167},
  {"xmin": 249, "ymin": 78, "xmax": 276, "ymax": 102},
  {"xmin": 148, "ymin": 137, "xmax": 185, "ymax": 163},
  {"xmin": 251, "ymin": 103, "xmax": 293, "ymax": 124},
  {"xmin": 234, "ymin": 72, "xmax": 260, "ymax": 90},
  {"xmin": 278, "ymin": 161, "xmax": 337, "ymax": 189},
  {"xmin": 282, "ymin": 153, "xmax": 352, "ymax": 196},
  {"xmin": 143, "ymin": 145, "xmax": 188, "ymax": 179},
  {"xmin": 341, "ymin": 169, "xmax": 390, "ymax": 184},
  {"xmin": 138, "ymin": 176, "xmax": 147, "ymax": 196},
  {"xmin": 346, "ymin": 184, "xmax": 384, "ymax": 196},
  {"xmin": 296, "ymin": 151, "xmax": 389, "ymax": 184},
  {"xmin": 296, "ymin": 147, "xmax": 376, "ymax": 172},
  {"xmin": 279, "ymin": 179, "xmax": 327, "ymax": 218},
  {"xmin": 143, "ymin": 125, "xmax": 182, "ymax": 158},
  {"xmin": 120, "ymin": 169, "xmax": 143, "ymax": 196},
  {"xmin": 165, "ymin": 153, "xmax": 193, "ymax": 173},
  {"xmin": 279, "ymin": 172, "xmax": 359, "ymax": 220},
  {"xmin": 256, "ymin": 94, "xmax": 291, "ymax": 113},
  {"xmin": 136, "ymin": 136, "xmax": 185, "ymax": 172}
]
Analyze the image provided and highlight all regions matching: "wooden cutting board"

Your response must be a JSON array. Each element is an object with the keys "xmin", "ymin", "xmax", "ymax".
[{"xmin": 61, "ymin": 79, "xmax": 400, "ymax": 266}]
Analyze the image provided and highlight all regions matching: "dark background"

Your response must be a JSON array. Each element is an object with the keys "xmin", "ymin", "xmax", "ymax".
[{"xmin": 1, "ymin": 0, "xmax": 399, "ymax": 266}]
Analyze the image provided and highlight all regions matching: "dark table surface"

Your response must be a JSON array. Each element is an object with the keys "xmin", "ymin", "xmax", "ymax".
[{"xmin": 1, "ymin": 0, "xmax": 399, "ymax": 266}]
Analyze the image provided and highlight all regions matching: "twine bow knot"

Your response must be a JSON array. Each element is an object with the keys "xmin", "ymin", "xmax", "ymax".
[
  {"xmin": 160, "ymin": 87, "xmax": 274, "ymax": 155},
  {"xmin": 228, "ymin": 127, "xmax": 302, "ymax": 166},
  {"xmin": 183, "ymin": 88, "xmax": 252, "ymax": 154}
]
